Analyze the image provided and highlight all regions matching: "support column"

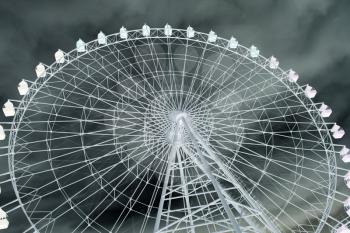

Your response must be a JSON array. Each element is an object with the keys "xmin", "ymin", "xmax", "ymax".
[
  {"xmin": 181, "ymin": 117, "xmax": 242, "ymax": 233},
  {"xmin": 153, "ymin": 146, "xmax": 177, "ymax": 233},
  {"xmin": 181, "ymin": 116, "xmax": 281, "ymax": 233}
]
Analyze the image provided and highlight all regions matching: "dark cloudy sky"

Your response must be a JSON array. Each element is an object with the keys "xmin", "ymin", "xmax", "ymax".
[
  {"xmin": 1, "ymin": 0, "xmax": 350, "ymax": 232},
  {"xmin": 1, "ymin": 0, "xmax": 350, "ymax": 123}
]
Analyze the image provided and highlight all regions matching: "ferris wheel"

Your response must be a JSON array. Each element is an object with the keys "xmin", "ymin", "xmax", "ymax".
[{"xmin": 0, "ymin": 24, "xmax": 350, "ymax": 233}]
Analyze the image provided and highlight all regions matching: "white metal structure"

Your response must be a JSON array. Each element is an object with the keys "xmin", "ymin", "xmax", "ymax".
[{"xmin": 0, "ymin": 25, "xmax": 350, "ymax": 233}]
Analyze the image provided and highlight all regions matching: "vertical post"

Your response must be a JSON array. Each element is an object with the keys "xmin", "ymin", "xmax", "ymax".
[
  {"xmin": 181, "ymin": 118, "xmax": 242, "ymax": 233},
  {"xmin": 181, "ymin": 117, "xmax": 281, "ymax": 233},
  {"xmin": 153, "ymin": 146, "xmax": 177, "ymax": 233},
  {"xmin": 176, "ymin": 151, "xmax": 196, "ymax": 233}
]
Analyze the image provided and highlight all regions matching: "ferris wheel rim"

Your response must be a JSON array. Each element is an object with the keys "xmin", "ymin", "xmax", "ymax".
[{"xmin": 1, "ymin": 25, "xmax": 346, "ymax": 233}]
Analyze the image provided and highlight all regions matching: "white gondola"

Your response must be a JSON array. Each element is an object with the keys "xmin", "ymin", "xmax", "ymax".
[
  {"xmin": 341, "ymin": 148, "xmax": 350, "ymax": 162},
  {"xmin": 341, "ymin": 146, "xmax": 350, "ymax": 156},
  {"xmin": 54, "ymin": 49, "xmax": 65, "ymax": 63},
  {"xmin": 97, "ymin": 31, "xmax": 107, "ymax": 45},
  {"xmin": 2, "ymin": 100, "xmax": 15, "ymax": 117},
  {"xmin": 345, "ymin": 197, "xmax": 350, "ymax": 216},
  {"xmin": 287, "ymin": 69, "xmax": 299, "ymax": 82},
  {"xmin": 333, "ymin": 127, "xmax": 345, "ymax": 139},
  {"xmin": 18, "ymin": 80, "xmax": 29, "ymax": 96},
  {"xmin": 304, "ymin": 84, "xmax": 317, "ymax": 99},
  {"xmin": 269, "ymin": 56, "xmax": 279, "ymax": 69},
  {"xmin": 0, "ymin": 208, "xmax": 9, "ymax": 230},
  {"xmin": 164, "ymin": 24, "xmax": 172, "ymax": 37},
  {"xmin": 337, "ymin": 225, "xmax": 350, "ymax": 233},
  {"xmin": 228, "ymin": 37, "xmax": 238, "ymax": 49},
  {"xmin": 343, "ymin": 154, "xmax": 350, "ymax": 163},
  {"xmin": 208, "ymin": 30, "xmax": 217, "ymax": 43},
  {"xmin": 319, "ymin": 103, "xmax": 332, "ymax": 118},
  {"xmin": 120, "ymin": 26, "xmax": 128, "ymax": 39},
  {"xmin": 186, "ymin": 26, "xmax": 195, "ymax": 38},
  {"xmin": 35, "ymin": 63, "xmax": 46, "ymax": 78},
  {"xmin": 142, "ymin": 24, "xmax": 151, "ymax": 37},
  {"xmin": 76, "ymin": 39, "xmax": 86, "ymax": 53},
  {"xmin": 331, "ymin": 123, "xmax": 345, "ymax": 139},
  {"xmin": 331, "ymin": 123, "xmax": 341, "ymax": 133},
  {"xmin": 0, "ymin": 125, "xmax": 5, "ymax": 140},
  {"xmin": 319, "ymin": 103, "xmax": 327, "ymax": 112},
  {"xmin": 345, "ymin": 171, "xmax": 350, "ymax": 189},
  {"xmin": 249, "ymin": 45, "xmax": 259, "ymax": 58}
]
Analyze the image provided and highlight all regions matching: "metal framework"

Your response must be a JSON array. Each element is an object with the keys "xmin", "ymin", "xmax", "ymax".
[{"xmin": 0, "ymin": 25, "xmax": 350, "ymax": 232}]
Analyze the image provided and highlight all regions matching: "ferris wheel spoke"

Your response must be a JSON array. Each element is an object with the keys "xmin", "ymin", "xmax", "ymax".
[
  {"xmin": 102, "ymin": 42, "xmax": 159, "ymax": 96},
  {"xmin": 22, "ymin": 139, "xmax": 160, "ymax": 232},
  {"xmin": 146, "ymin": 39, "xmax": 173, "ymax": 97},
  {"xmin": 203, "ymin": 61, "xmax": 267, "ymax": 109},
  {"xmin": 21, "ymin": 84, "xmax": 149, "ymax": 117},
  {"xmin": 110, "ymin": 147, "xmax": 172, "ymax": 232},
  {"xmin": 165, "ymin": 37, "xmax": 180, "ymax": 109},
  {"xmin": 57, "ymin": 62, "xmax": 152, "ymax": 115},
  {"xmin": 21, "ymin": 136, "xmax": 152, "ymax": 183},
  {"xmin": 207, "ymin": 129, "xmax": 336, "ymax": 177},
  {"xmin": 211, "ymin": 138, "xmax": 337, "ymax": 203},
  {"xmin": 208, "ymin": 121, "xmax": 331, "ymax": 151},
  {"xmin": 13, "ymin": 135, "xmax": 115, "ymax": 156},
  {"xmin": 2, "ymin": 126, "xmax": 139, "ymax": 158},
  {"xmin": 200, "ymin": 60, "xmax": 245, "ymax": 104},
  {"xmin": 15, "ymin": 147, "xmax": 120, "ymax": 196},
  {"xmin": 218, "ymin": 125, "xmax": 329, "ymax": 143},
  {"xmin": 178, "ymin": 38, "xmax": 190, "ymax": 109},
  {"xmin": 208, "ymin": 85, "xmax": 304, "ymax": 115},
  {"xmin": 76, "ymin": 141, "xmax": 170, "ymax": 232},
  {"xmin": 182, "ymin": 40, "xmax": 209, "ymax": 110},
  {"xmin": 13, "ymin": 139, "xmax": 148, "ymax": 184},
  {"xmin": 189, "ymin": 126, "xmax": 334, "ymax": 232},
  {"xmin": 212, "ymin": 75, "xmax": 288, "ymax": 115},
  {"xmin": 197, "ymin": 92, "xmax": 313, "ymax": 119},
  {"xmin": 12, "ymin": 131, "xmax": 144, "ymax": 175},
  {"xmin": 19, "ymin": 86, "xmax": 118, "ymax": 120},
  {"xmin": 202, "ymin": 53, "xmax": 248, "ymax": 103},
  {"xmin": 230, "ymin": 155, "xmax": 334, "ymax": 203},
  {"xmin": 8, "ymin": 117, "xmax": 117, "ymax": 128},
  {"xmin": 44, "ymin": 70, "xmax": 127, "ymax": 111},
  {"xmin": 199, "ymin": 45, "xmax": 229, "ymax": 91},
  {"xmin": 250, "ymin": 176, "xmax": 334, "ymax": 232},
  {"xmin": 191, "ymin": 52, "xmax": 245, "ymax": 106},
  {"xmin": 122, "ymin": 38, "xmax": 173, "ymax": 101},
  {"xmin": 9, "ymin": 128, "xmax": 117, "ymax": 137},
  {"xmin": 197, "ymin": 117, "xmax": 335, "ymax": 151},
  {"xmin": 236, "ymin": 147, "xmax": 336, "ymax": 178},
  {"xmin": 75, "ymin": 145, "xmax": 170, "ymax": 233},
  {"xmin": 182, "ymin": 116, "xmax": 283, "ymax": 233},
  {"xmin": 85, "ymin": 47, "xmax": 159, "ymax": 105},
  {"xmin": 202, "ymin": 147, "xmax": 328, "ymax": 232}
]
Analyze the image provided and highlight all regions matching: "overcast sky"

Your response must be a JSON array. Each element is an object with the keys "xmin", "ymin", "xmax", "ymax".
[
  {"xmin": 0, "ymin": 0, "xmax": 350, "ymax": 232},
  {"xmin": 1, "ymin": 0, "xmax": 350, "ymax": 123}
]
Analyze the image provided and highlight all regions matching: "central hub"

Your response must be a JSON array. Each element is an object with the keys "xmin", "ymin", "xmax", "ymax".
[
  {"xmin": 168, "ymin": 111, "xmax": 188, "ymax": 123},
  {"xmin": 143, "ymin": 91, "xmax": 214, "ymax": 162},
  {"xmin": 167, "ymin": 111, "xmax": 189, "ymax": 146}
]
